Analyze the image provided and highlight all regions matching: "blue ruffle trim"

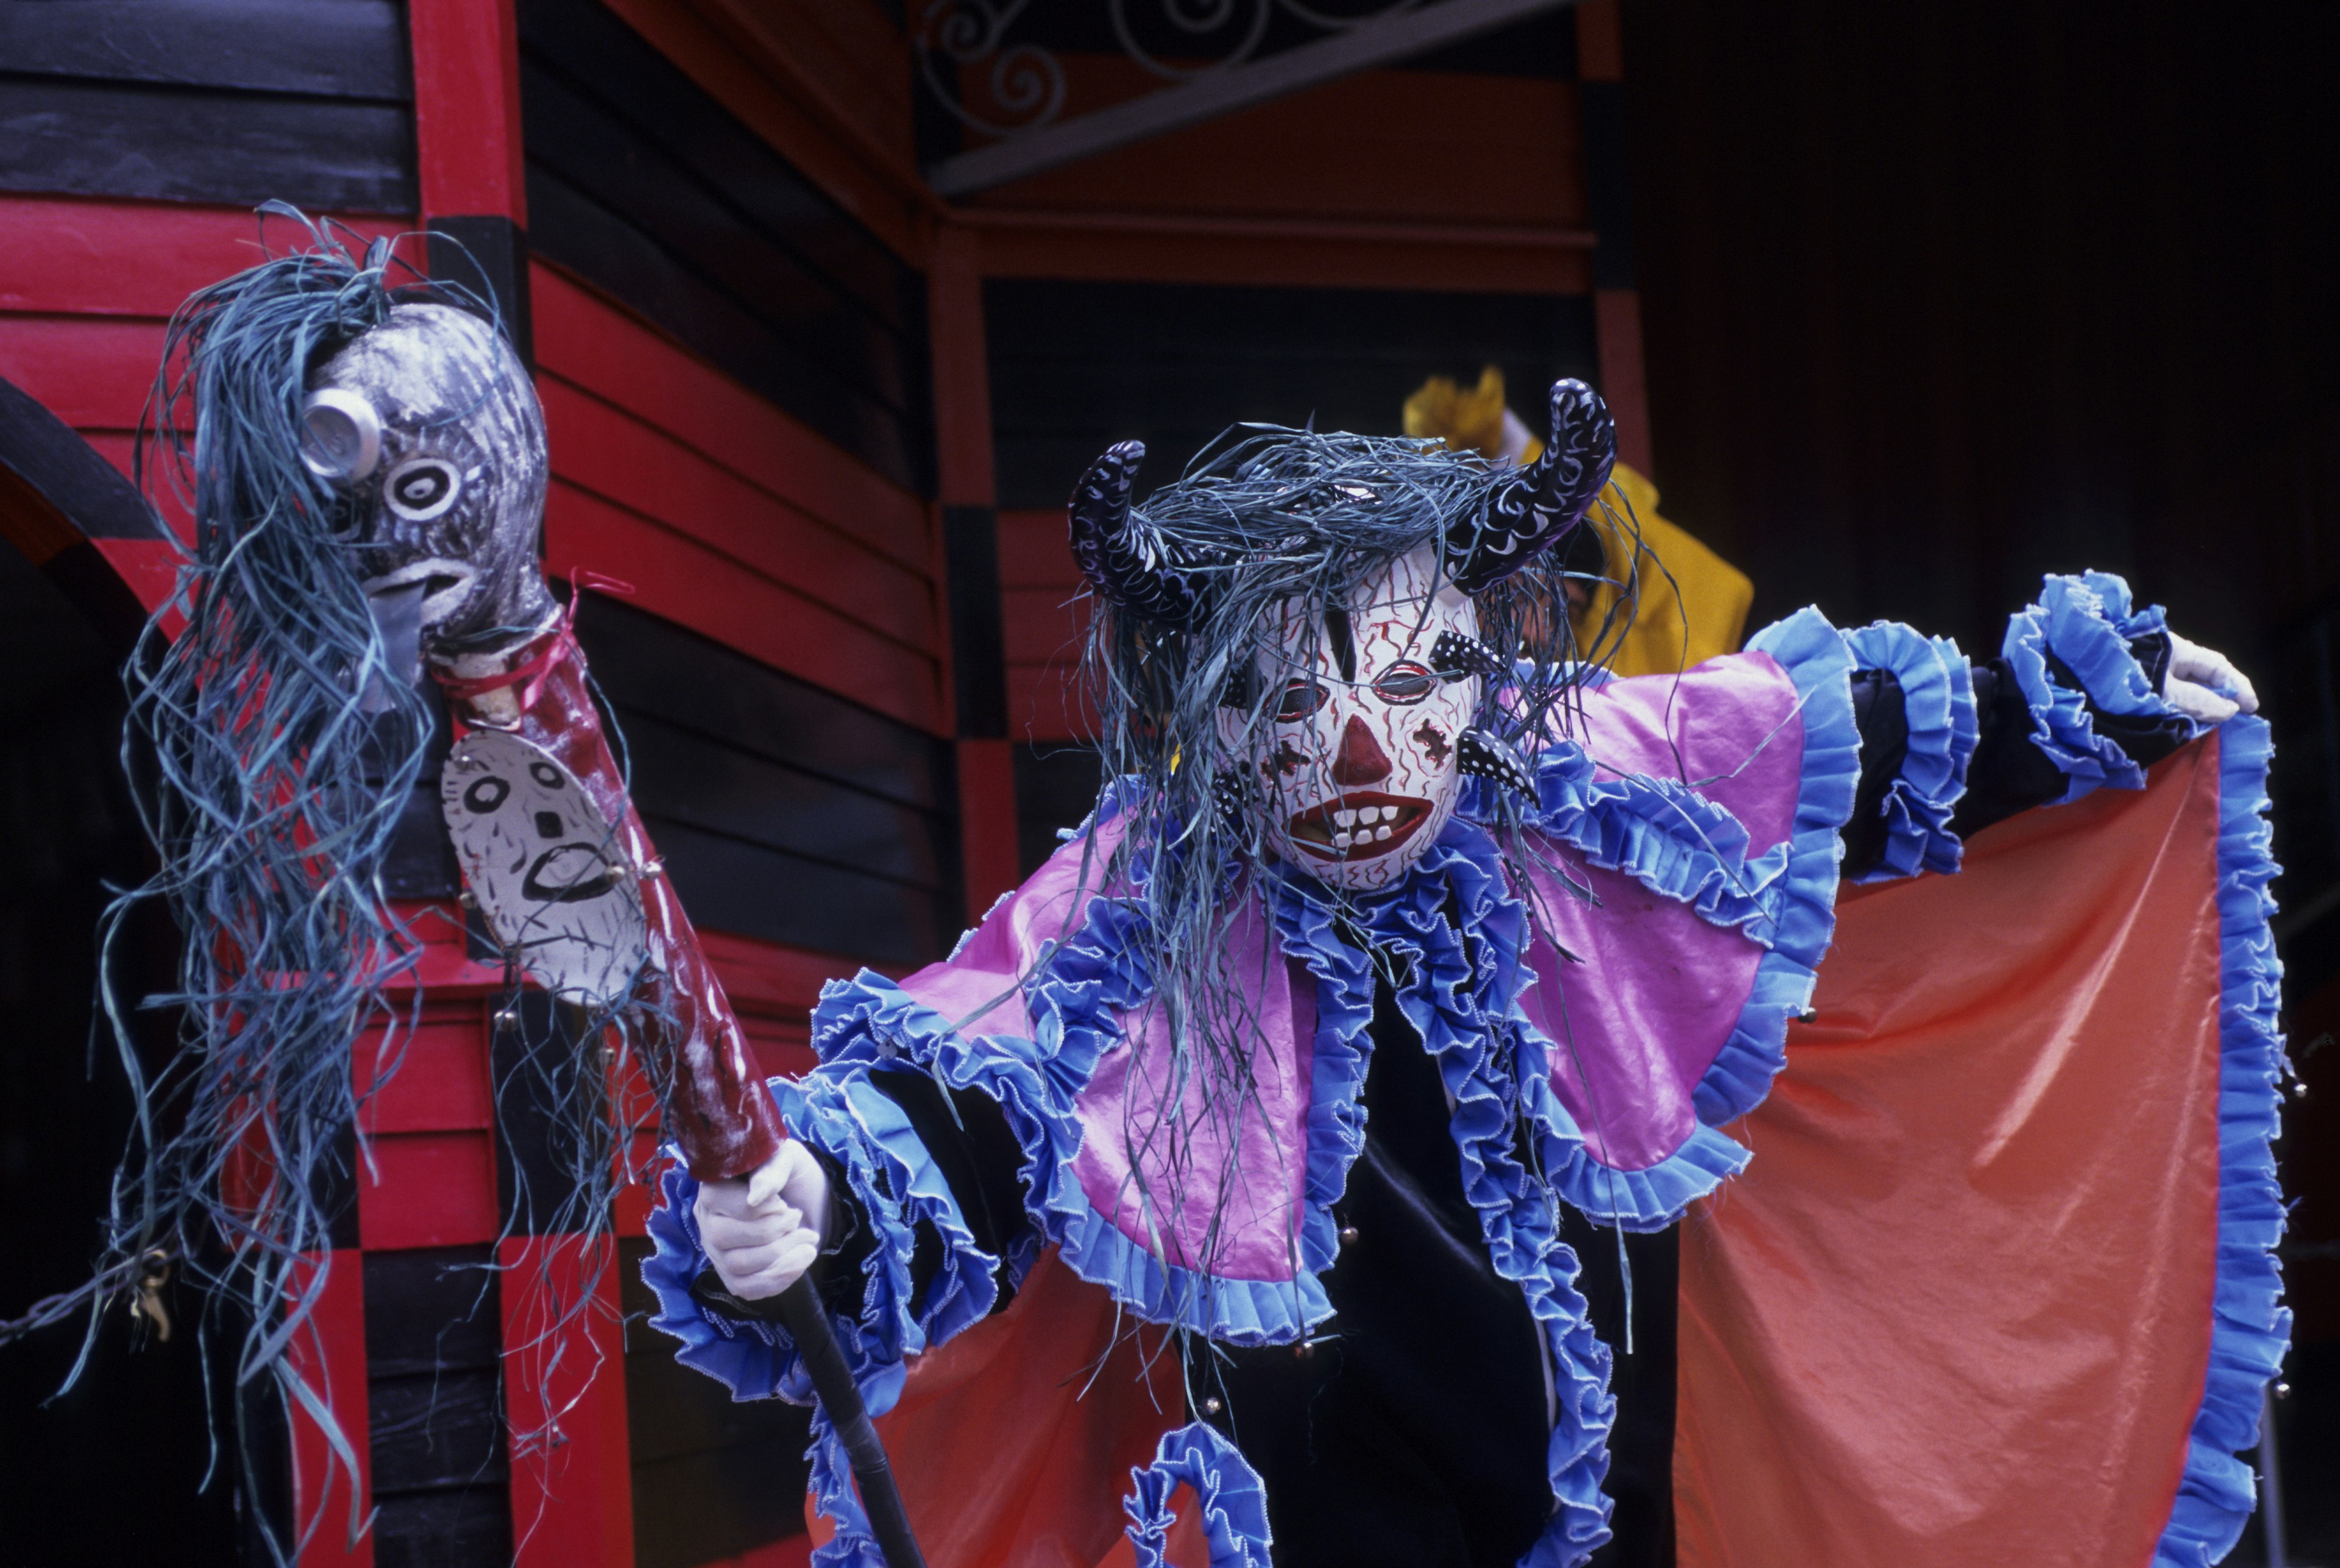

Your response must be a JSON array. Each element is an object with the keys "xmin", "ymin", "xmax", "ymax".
[
  {"xmin": 1842, "ymin": 621, "xmax": 1977, "ymax": 881},
  {"xmin": 1276, "ymin": 828, "xmax": 1617, "ymax": 1564},
  {"xmin": 1693, "ymin": 608, "xmax": 1860, "ymax": 1126},
  {"xmin": 2151, "ymin": 714, "xmax": 2291, "ymax": 1567},
  {"xmin": 1032, "ymin": 885, "xmax": 1336, "ymax": 1345},
  {"xmin": 2002, "ymin": 571, "xmax": 2194, "ymax": 805},
  {"xmin": 1122, "ymin": 1423, "xmax": 1274, "ymax": 1568}
]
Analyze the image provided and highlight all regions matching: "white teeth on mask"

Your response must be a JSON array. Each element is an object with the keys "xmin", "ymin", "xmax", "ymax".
[
  {"xmin": 1374, "ymin": 806, "xmax": 1394, "ymax": 823},
  {"xmin": 1335, "ymin": 808, "xmax": 1358, "ymax": 828},
  {"xmin": 1333, "ymin": 831, "xmax": 1354, "ymax": 850},
  {"xmin": 1374, "ymin": 825, "xmax": 1392, "ymax": 842}
]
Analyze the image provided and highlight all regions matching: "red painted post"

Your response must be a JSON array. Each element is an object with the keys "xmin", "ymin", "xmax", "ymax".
[
  {"xmin": 408, "ymin": 0, "xmax": 527, "ymax": 225},
  {"xmin": 289, "ymin": 1252, "xmax": 374, "ymax": 1568},
  {"xmin": 1577, "ymin": 0, "xmax": 1656, "ymax": 476},
  {"xmin": 931, "ymin": 222, "xmax": 1026, "ymax": 919},
  {"xmin": 498, "ymin": 1233, "xmax": 637, "ymax": 1568}
]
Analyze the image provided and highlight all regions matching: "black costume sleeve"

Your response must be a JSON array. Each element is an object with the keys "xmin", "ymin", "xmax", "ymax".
[{"xmin": 1841, "ymin": 629, "xmax": 2188, "ymax": 879}]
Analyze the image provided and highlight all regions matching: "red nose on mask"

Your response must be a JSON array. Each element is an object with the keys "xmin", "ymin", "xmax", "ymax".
[{"xmin": 1330, "ymin": 714, "xmax": 1392, "ymax": 786}]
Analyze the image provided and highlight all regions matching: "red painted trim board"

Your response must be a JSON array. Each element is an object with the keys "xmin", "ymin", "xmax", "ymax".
[
  {"xmin": 499, "ymin": 1233, "xmax": 636, "ymax": 1568},
  {"xmin": 408, "ymin": 0, "xmax": 526, "ymax": 222},
  {"xmin": 289, "ymin": 1250, "xmax": 374, "ymax": 1568}
]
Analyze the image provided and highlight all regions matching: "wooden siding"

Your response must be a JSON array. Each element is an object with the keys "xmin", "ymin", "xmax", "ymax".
[
  {"xmin": 962, "ymin": 62, "xmax": 1586, "ymax": 237},
  {"xmin": 984, "ymin": 277, "xmax": 1598, "ymax": 511},
  {"xmin": 517, "ymin": 0, "xmax": 932, "ymax": 493},
  {"xmin": 573, "ymin": 595, "xmax": 962, "ymax": 967},
  {"xmin": 532, "ymin": 263, "xmax": 948, "ymax": 737},
  {"xmin": 0, "ymin": 0, "xmax": 416, "ymax": 213},
  {"xmin": 363, "ymin": 1245, "xmax": 514, "ymax": 1568},
  {"xmin": 620, "ymin": 1238, "xmax": 815, "ymax": 1568}
]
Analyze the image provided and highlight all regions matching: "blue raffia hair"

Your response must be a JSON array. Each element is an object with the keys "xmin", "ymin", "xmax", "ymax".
[
  {"xmin": 0, "ymin": 204, "xmax": 492, "ymax": 1559},
  {"xmin": 1065, "ymin": 424, "xmax": 1636, "ymax": 1302}
]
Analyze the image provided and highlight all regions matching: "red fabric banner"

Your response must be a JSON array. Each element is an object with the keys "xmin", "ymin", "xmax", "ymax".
[{"xmin": 1676, "ymin": 739, "xmax": 2227, "ymax": 1566}]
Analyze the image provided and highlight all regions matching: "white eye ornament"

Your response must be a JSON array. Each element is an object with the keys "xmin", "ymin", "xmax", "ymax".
[
  {"xmin": 383, "ymin": 456, "xmax": 463, "ymax": 522},
  {"xmin": 298, "ymin": 388, "xmax": 382, "ymax": 483}
]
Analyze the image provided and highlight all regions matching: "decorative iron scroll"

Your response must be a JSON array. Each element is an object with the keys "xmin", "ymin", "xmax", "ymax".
[{"xmin": 915, "ymin": 0, "xmax": 1427, "ymax": 141}]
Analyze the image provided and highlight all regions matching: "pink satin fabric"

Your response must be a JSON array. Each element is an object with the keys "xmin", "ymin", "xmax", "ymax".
[{"xmin": 1522, "ymin": 653, "xmax": 1804, "ymax": 1169}]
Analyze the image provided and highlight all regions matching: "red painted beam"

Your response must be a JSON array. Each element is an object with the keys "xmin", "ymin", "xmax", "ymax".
[
  {"xmin": 289, "ymin": 1252, "xmax": 375, "ymax": 1568},
  {"xmin": 532, "ymin": 265, "xmax": 933, "ymax": 573},
  {"xmin": 500, "ymin": 1234, "xmax": 636, "ymax": 1568},
  {"xmin": 0, "ymin": 196, "xmax": 404, "ymax": 319},
  {"xmin": 408, "ymin": 0, "xmax": 526, "ymax": 224}
]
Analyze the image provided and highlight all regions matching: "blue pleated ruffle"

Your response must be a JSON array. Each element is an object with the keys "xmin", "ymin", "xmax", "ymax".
[
  {"xmin": 1692, "ymin": 608, "xmax": 1861, "ymax": 1126},
  {"xmin": 1842, "ymin": 621, "xmax": 1977, "ymax": 881},
  {"xmin": 1122, "ymin": 1422, "xmax": 1274, "ymax": 1568},
  {"xmin": 1272, "ymin": 825, "xmax": 1618, "ymax": 1564},
  {"xmin": 2002, "ymin": 570, "xmax": 2190, "ymax": 804},
  {"xmin": 2150, "ymin": 714, "xmax": 2291, "ymax": 1567}
]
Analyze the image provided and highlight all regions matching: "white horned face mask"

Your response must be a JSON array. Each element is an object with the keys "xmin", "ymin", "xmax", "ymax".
[
  {"xmin": 1063, "ymin": 379, "xmax": 1616, "ymax": 891},
  {"xmin": 1221, "ymin": 546, "xmax": 1484, "ymax": 892}
]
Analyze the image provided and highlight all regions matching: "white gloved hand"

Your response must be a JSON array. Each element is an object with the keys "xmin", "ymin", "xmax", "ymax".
[
  {"xmin": 2164, "ymin": 632, "xmax": 2259, "ymax": 726},
  {"xmin": 693, "ymin": 1138, "xmax": 832, "ymax": 1302}
]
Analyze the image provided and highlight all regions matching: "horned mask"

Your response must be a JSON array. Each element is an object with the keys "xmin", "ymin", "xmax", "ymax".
[{"xmin": 1069, "ymin": 380, "xmax": 1616, "ymax": 890}]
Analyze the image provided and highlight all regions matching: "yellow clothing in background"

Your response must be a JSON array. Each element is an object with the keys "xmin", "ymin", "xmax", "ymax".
[
  {"xmin": 1404, "ymin": 367, "xmax": 1753, "ymax": 678},
  {"xmin": 1577, "ymin": 463, "xmax": 1753, "ymax": 678}
]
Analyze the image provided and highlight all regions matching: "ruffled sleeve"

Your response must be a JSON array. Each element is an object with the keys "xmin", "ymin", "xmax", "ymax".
[
  {"xmin": 1999, "ymin": 570, "xmax": 2199, "ymax": 804},
  {"xmin": 1841, "ymin": 620, "xmax": 1979, "ymax": 881}
]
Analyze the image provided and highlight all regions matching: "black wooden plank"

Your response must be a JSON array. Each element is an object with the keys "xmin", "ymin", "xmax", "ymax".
[
  {"xmin": 0, "ymin": 76, "xmax": 416, "ymax": 211},
  {"xmin": 515, "ymin": 0, "xmax": 913, "ymax": 335},
  {"xmin": 984, "ymin": 280, "xmax": 1597, "ymax": 509},
  {"xmin": 0, "ymin": 0, "xmax": 411, "ymax": 100},
  {"xmin": 945, "ymin": 505, "xmax": 1009, "ymax": 739},
  {"xmin": 645, "ymin": 815, "xmax": 957, "ymax": 965},
  {"xmin": 519, "ymin": 64, "xmax": 913, "ymax": 416},
  {"xmin": 617, "ymin": 1236, "xmax": 812, "ymax": 1568},
  {"xmin": 367, "ymin": 1369, "xmax": 511, "ymax": 1494},
  {"xmin": 526, "ymin": 165, "xmax": 922, "ymax": 491},
  {"xmin": 372, "ymin": 1487, "xmax": 514, "ymax": 1568},
  {"xmin": 0, "ymin": 374, "xmax": 161, "ymax": 540},
  {"xmin": 631, "ymin": 1441, "xmax": 811, "ymax": 1568},
  {"xmin": 576, "ymin": 597, "xmax": 954, "ymax": 816},
  {"xmin": 618, "ymin": 712, "xmax": 953, "ymax": 890},
  {"xmin": 1013, "ymin": 742, "xmax": 1104, "ymax": 879},
  {"xmin": 362, "ymin": 1246, "xmax": 504, "ymax": 1378}
]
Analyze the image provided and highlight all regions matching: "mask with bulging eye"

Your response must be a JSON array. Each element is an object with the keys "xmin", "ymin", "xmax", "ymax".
[
  {"xmin": 299, "ymin": 302, "xmax": 553, "ymax": 656},
  {"xmin": 1219, "ymin": 545, "xmax": 1483, "ymax": 892}
]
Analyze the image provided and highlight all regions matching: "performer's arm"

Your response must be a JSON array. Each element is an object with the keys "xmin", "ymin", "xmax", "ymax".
[
  {"xmin": 690, "ymin": 1071, "xmax": 1033, "ymax": 1324},
  {"xmin": 1835, "ymin": 575, "xmax": 2255, "ymax": 881}
]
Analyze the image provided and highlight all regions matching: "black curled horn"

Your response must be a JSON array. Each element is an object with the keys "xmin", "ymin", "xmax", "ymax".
[
  {"xmin": 1067, "ymin": 440, "xmax": 1222, "ymax": 628},
  {"xmin": 1445, "ymin": 378, "xmax": 1616, "ymax": 595}
]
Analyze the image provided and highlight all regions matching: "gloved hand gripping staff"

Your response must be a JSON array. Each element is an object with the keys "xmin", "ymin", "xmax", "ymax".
[{"xmin": 434, "ymin": 612, "xmax": 929, "ymax": 1568}]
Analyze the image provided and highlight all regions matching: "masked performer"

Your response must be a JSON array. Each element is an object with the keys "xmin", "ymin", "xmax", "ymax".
[{"xmin": 645, "ymin": 382, "xmax": 2287, "ymax": 1567}]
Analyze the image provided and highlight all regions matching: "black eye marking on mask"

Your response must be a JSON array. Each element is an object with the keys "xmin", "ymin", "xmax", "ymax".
[
  {"xmin": 1273, "ymin": 679, "xmax": 1328, "ymax": 722},
  {"xmin": 384, "ymin": 457, "xmax": 462, "ymax": 522},
  {"xmin": 1323, "ymin": 608, "xmax": 1356, "ymax": 683}
]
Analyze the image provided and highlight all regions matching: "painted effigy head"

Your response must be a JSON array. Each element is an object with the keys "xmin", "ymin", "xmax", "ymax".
[
  {"xmin": 1071, "ymin": 379, "xmax": 1615, "ymax": 895},
  {"xmin": 301, "ymin": 300, "xmax": 552, "ymax": 650}
]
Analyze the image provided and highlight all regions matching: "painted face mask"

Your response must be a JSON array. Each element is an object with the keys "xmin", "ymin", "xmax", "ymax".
[
  {"xmin": 1224, "ymin": 546, "xmax": 1481, "ymax": 892},
  {"xmin": 300, "ymin": 302, "xmax": 553, "ymax": 653}
]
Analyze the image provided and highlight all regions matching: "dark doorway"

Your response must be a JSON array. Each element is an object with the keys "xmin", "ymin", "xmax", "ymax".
[{"xmin": 0, "ymin": 530, "xmax": 241, "ymax": 1564}]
